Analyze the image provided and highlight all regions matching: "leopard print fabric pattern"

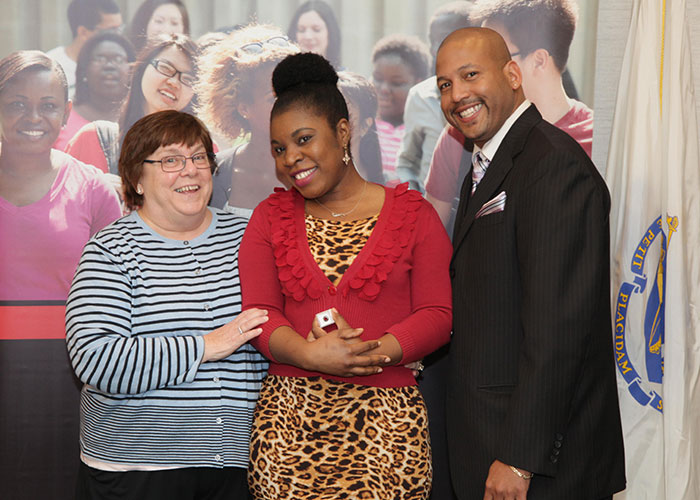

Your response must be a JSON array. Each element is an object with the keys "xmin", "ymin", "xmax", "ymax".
[
  {"xmin": 248, "ymin": 375, "xmax": 433, "ymax": 500},
  {"xmin": 305, "ymin": 214, "xmax": 378, "ymax": 286}
]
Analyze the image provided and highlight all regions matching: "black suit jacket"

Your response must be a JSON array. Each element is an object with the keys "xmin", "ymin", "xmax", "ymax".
[{"xmin": 447, "ymin": 105, "xmax": 626, "ymax": 500}]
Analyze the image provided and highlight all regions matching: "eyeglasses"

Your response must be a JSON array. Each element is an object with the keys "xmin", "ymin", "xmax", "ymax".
[
  {"xmin": 240, "ymin": 36, "xmax": 292, "ymax": 54},
  {"xmin": 91, "ymin": 54, "xmax": 128, "ymax": 66},
  {"xmin": 510, "ymin": 51, "xmax": 521, "ymax": 58},
  {"xmin": 149, "ymin": 59, "xmax": 196, "ymax": 87},
  {"xmin": 143, "ymin": 152, "xmax": 213, "ymax": 172}
]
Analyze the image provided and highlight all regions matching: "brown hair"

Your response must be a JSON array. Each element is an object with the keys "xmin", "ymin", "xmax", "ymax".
[
  {"xmin": 119, "ymin": 110, "xmax": 216, "ymax": 210},
  {"xmin": 0, "ymin": 50, "xmax": 68, "ymax": 103},
  {"xmin": 196, "ymin": 23, "xmax": 298, "ymax": 141}
]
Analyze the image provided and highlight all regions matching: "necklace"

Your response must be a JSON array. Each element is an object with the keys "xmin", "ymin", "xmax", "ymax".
[{"xmin": 314, "ymin": 181, "xmax": 368, "ymax": 218}]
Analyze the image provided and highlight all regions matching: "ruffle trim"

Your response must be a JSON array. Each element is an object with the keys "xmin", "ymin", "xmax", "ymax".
[{"xmin": 268, "ymin": 183, "xmax": 422, "ymax": 302}]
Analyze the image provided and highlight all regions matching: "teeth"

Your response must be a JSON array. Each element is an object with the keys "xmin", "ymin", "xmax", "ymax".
[
  {"xmin": 20, "ymin": 130, "xmax": 44, "ymax": 137},
  {"xmin": 459, "ymin": 103, "xmax": 482, "ymax": 119},
  {"xmin": 175, "ymin": 185, "xmax": 199, "ymax": 193},
  {"xmin": 294, "ymin": 168, "xmax": 316, "ymax": 180},
  {"xmin": 160, "ymin": 89, "xmax": 176, "ymax": 100}
]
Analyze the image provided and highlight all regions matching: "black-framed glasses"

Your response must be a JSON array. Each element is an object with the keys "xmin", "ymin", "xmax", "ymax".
[
  {"xmin": 240, "ymin": 36, "xmax": 291, "ymax": 54},
  {"xmin": 143, "ymin": 152, "xmax": 214, "ymax": 172},
  {"xmin": 149, "ymin": 59, "xmax": 196, "ymax": 87}
]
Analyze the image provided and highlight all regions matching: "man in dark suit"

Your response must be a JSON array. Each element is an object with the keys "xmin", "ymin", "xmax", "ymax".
[{"xmin": 436, "ymin": 28, "xmax": 626, "ymax": 500}]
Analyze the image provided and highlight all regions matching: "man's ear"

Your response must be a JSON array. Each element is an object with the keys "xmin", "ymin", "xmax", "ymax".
[
  {"xmin": 76, "ymin": 25, "xmax": 93, "ymax": 42},
  {"xmin": 530, "ymin": 48, "xmax": 551, "ymax": 71},
  {"xmin": 503, "ymin": 60, "xmax": 522, "ymax": 90}
]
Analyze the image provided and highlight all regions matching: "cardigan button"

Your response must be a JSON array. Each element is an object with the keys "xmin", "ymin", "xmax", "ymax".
[{"xmin": 328, "ymin": 285, "xmax": 337, "ymax": 296}]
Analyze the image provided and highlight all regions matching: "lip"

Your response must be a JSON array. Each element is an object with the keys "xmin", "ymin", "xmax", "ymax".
[
  {"xmin": 291, "ymin": 166, "xmax": 317, "ymax": 188},
  {"xmin": 453, "ymin": 102, "xmax": 483, "ymax": 124},
  {"xmin": 18, "ymin": 129, "xmax": 48, "ymax": 140},
  {"xmin": 158, "ymin": 87, "xmax": 178, "ymax": 104},
  {"xmin": 174, "ymin": 184, "xmax": 200, "ymax": 194}
]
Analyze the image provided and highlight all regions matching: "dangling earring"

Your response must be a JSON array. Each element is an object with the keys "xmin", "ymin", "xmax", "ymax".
[
  {"xmin": 136, "ymin": 185, "xmax": 143, "ymax": 195},
  {"xmin": 342, "ymin": 144, "xmax": 350, "ymax": 166}
]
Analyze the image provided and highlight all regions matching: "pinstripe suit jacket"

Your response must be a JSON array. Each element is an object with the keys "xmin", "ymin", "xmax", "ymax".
[{"xmin": 446, "ymin": 105, "xmax": 626, "ymax": 500}]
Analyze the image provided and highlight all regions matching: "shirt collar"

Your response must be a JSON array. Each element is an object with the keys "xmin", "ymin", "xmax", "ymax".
[{"xmin": 473, "ymin": 99, "xmax": 531, "ymax": 162}]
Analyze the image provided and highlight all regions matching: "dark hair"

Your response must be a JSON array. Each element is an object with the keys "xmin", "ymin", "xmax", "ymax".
[
  {"xmin": 371, "ymin": 34, "xmax": 431, "ymax": 81},
  {"xmin": 196, "ymin": 23, "xmax": 299, "ymax": 140},
  {"xmin": 119, "ymin": 110, "xmax": 216, "ymax": 210},
  {"xmin": 127, "ymin": 0, "xmax": 190, "ymax": 53},
  {"xmin": 67, "ymin": 0, "xmax": 121, "ymax": 38},
  {"xmin": 271, "ymin": 52, "xmax": 348, "ymax": 133},
  {"xmin": 74, "ymin": 32, "xmax": 136, "ymax": 106},
  {"xmin": 287, "ymin": 1, "xmax": 341, "ymax": 68},
  {"xmin": 428, "ymin": 1, "xmax": 475, "ymax": 58},
  {"xmin": 118, "ymin": 33, "xmax": 198, "ymax": 147},
  {"xmin": 471, "ymin": 0, "xmax": 578, "ymax": 72},
  {"xmin": 337, "ymin": 72, "xmax": 384, "ymax": 184},
  {"xmin": 0, "ymin": 50, "xmax": 68, "ymax": 104}
]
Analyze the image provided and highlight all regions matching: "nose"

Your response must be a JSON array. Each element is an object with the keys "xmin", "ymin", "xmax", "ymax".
[
  {"xmin": 283, "ymin": 145, "xmax": 302, "ymax": 168},
  {"xmin": 451, "ymin": 80, "xmax": 469, "ymax": 103},
  {"xmin": 180, "ymin": 156, "xmax": 198, "ymax": 175}
]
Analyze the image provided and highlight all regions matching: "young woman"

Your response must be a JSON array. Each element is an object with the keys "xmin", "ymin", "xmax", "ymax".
[
  {"xmin": 240, "ymin": 53, "xmax": 452, "ymax": 500},
  {"xmin": 66, "ymin": 33, "xmax": 197, "ymax": 173},
  {"xmin": 287, "ymin": 0, "xmax": 341, "ymax": 68},
  {"xmin": 127, "ymin": 0, "xmax": 190, "ymax": 53},
  {"xmin": 197, "ymin": 23, "xmax": 298, "ymax": 212},
  {"xmin": 53, "ymin": 31, "xmax": 134, "ymax": 150},
  {"xmin": 0, "ymin": 50, "xmax": 121, "ymax": 300},
  {"xmin": 371, "ymin": 34, "xmax": 430, "ymax": 184}
]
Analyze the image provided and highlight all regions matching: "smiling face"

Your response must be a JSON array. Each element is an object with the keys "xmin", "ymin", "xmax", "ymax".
[
  {"xmin": 137, "ymin": 141, "xmax": 213, "ymax": 229},
  {"xmin": 295, "ymin": 10, "xmax": 329, "ymax": 57},
  {"xmin": 270, "ymin": 106, "xmax": 350, "ymax": 199},
  {"xmin": 436, "ymin": 29, "xmax": 522, "ymax": 148},
  {"xmin": 86, "ymin": 40, "xmax": 130, "ymax": 103},
  {"xmin": 146, "ymin": 3, "xmax": 185, "ymax": 38},
  {"xmin": 140, "ymin": 45, "xmax": 194, "ymax": 115},
  {"xmin": 372, "ymin": 53, "xmax": 417, "ymax": 125},
  {"xmin": 0, "ymin": 68, "xmax": 69, "ymax": 155}
]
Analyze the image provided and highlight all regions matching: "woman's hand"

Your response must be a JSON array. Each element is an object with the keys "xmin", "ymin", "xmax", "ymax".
[
  {"xmin": 202, "ymin": 308, "xmax": 268, "ymax": 362},
  {"xmin": 303, "ymin": 326, "xmax": 391, "ymax": 377}
]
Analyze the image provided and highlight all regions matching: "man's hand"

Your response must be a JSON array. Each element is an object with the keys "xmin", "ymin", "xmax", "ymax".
[{"xmin": 483, "ymin": 459, "xmax": 531, "ymax": 500}]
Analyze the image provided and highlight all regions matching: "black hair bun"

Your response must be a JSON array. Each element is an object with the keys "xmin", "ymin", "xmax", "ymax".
[{"xmin": 272, "ymin": 52, "xmax": 338, "ymax": 95}]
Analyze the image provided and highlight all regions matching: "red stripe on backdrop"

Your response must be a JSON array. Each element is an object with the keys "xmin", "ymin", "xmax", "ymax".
[{"xmin": 0, "ymin": 305, "xmax": 66, "ymax": 339}]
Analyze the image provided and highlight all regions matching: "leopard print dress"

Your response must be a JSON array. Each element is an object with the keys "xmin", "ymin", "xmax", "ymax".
[{"xmin": 248, "ymin": 215, "xmax": 433, "ymax": 500}]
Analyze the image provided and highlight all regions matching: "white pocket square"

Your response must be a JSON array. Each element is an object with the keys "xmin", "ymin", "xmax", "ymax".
[{"xmin": 475, "ymin": 191, "xmax": 506, "ymax": 218}]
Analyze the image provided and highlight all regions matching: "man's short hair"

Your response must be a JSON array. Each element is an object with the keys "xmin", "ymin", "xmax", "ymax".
[
  {"xmin": 67, "ymin": 0, "xmax": 120, "ymax": 38},
  {"xmin": 472, "ymin": 0, "xmax": 578, "ymax": 72}
]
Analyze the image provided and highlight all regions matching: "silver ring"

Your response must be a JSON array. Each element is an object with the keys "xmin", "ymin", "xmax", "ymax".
[{"xmin": 238, "ymin": 326, "xmax": 244, "ymax": 335}]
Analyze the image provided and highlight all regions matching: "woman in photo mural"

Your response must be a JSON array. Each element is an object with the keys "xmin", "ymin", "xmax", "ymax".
[
  {"xmin": 197, "ymin": 23, "xmax": 299, "ymax": 213},
  {"xmin": 0, "ymin": 50, "xmax": 120, "ymax": 301},
  {"xmin": 240, "ymin": 52, "xmax": 452, "ymax": 499},
  {"xmin": 66, "ymin": 33, "xmax": 198, "ymax": 174},
  {"xmin": 127, "ymin": 0, "xmax": 190, "ymax": 53},
  {"xmin": 53, "ymin": 31, "xmax": 134, "ymax": 151},
  {"xmin": 287, "ymin": 0, "xmax": 342, "ymax": 68}
]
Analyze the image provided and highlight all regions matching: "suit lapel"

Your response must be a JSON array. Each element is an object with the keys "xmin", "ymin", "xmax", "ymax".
[{"xmin": 452, "ymin": 105, "xmax": 542, "ymax": 257}]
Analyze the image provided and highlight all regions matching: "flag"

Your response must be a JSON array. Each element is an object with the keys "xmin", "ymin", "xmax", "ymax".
[{"xmin": 606, "ymin": 0, "xmax": 700, "ymax": 499}]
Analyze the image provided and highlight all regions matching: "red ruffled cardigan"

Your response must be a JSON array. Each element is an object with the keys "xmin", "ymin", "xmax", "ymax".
[{"xmin": 240, "ymin": 183, "xmax": 453, "ymax": 387}]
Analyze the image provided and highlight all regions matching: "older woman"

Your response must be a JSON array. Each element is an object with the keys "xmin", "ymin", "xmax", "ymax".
[
  {"xmin": 66, "ymin": 110, "xmax": 268, "ymax": 499},
  {"xmin": 66, "ymin": 33, "xmax": 197, "ymax": 173},
  {"xmin": 241, "ymin": 53, "xmax": 452, "ymax": 500},
  {"xmin": 197, "ymin": 23, "xmax": 298, "ymax": 212}
]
